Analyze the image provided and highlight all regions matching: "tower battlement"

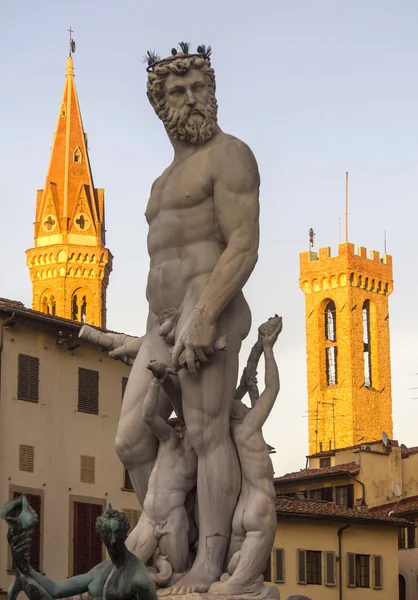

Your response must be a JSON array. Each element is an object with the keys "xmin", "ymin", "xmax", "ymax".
[{"xmin": 300, "ymin": 242, "xmax": 393, "ymax": 296}]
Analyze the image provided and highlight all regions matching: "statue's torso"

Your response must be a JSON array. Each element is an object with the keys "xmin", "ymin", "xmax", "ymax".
[
  {"xmin": 144, "ymin": 437, "xmax": 197, "ymax": 520},
  {"xmin": 232, "ymin": 423, "xmax": 275, "ymax": 492},
  {"xmin": 145, "ymin": 134, "xmax": 230, "ymax": 316},
  {"xmin": 88, "ymin": 557, "xmax": 154, "ymax": 600}
]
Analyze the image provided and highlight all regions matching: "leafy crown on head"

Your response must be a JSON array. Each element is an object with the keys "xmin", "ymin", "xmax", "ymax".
[{"xmin": 144, "ymin": 42, "xmax": 212, "ymax": 72}]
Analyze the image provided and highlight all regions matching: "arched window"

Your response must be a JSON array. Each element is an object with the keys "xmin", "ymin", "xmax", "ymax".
[
  {"xmin": 41, "ymin": 293, "xmax": 56, "ymax": 316},
  {"xmin": 42, "ymin": 296, "xmax": 49, "ymax": 315},
  {"xmin": 81, "ymin": 296, "xmax": 87, "ymax": 323},
  {"xmin": 324, "ymin": 300, "xmax": 337, "ymax": 386},
  {"xmin": 50, "ymin": 295, "xmax": 56, "ymax": 316},
  {"xmin": 72, "ymin": 294, "xmax": 79, "ymax": 321},
  {"xmin": 363, "ymin": 300, "xmax": 372, "ymax": 387},
  {"xmin": 71, "ymin": 291, "xmax": 88, "ymax": 323}
]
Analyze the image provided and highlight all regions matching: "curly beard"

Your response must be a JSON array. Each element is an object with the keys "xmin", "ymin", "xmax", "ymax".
[{"xmin": 158, "ymin": 97, "xmax": 218, "ymax": 144}]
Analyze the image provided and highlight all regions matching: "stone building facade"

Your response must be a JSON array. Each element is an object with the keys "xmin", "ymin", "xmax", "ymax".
[
  {"xmin": 299, "ymin": 242, "xmax": 393, "ymax": 454},
  {"xmin": 0, "ymin": 299, "xmax": 140, "ymax": 595},
  {"xmin": 26, "ymin": 57, "xmax": 112, "ymax": 328}
]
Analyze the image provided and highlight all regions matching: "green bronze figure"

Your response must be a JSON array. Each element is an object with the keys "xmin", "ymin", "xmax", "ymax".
[{"xmin": 1, "ymin": 497, "xmax": 157, "ymax": 600}]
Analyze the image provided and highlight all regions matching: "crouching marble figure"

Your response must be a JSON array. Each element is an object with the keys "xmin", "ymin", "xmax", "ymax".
[
  {"xmin": 0, "ymin": 497, "xmax": 157, "ymax": 600},
  {"xmin": 80, "ymin": 42, "xmax": 282, "ymax": 599}
]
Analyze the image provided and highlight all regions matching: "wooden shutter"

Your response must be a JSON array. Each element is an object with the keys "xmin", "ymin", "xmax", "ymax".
[
  {"xmin": 297, "ymin": 549, "xmax": 307, "ymax": 584},
  {"xmin": 373, "ymin": 555, "xmax": 383, "ymax": 589},
  {"xmin": 122, "ymin": 508, "xmax": 142, "ymax": 533},
  {"xmin": 73, "ymin": 502, "xmax": 103, "ymax": 575},
  {"xmin": 407, "ymin": 526, "xmax": 415, "ymax": 549},
  {"xmin": 263, "ymin": 554, "xmax": 272, "ymax": 582},
  {"xmin": 80, "ymin": 455, "xmax": 95, "ymax": 484},
  {"xmin": 347, "ymin": 552, "xmax": 356, "ymax": 587},
  {"xmin": 124, "ymin": 468, "xmax": 134, "ymax": 491},
  {"xmin": 19, "ymin": 445, "xmax": 35, "ymax": 472},
  {"xmin": 325, "ymin": 551, "xmax": 336, "ymax": 586},
  {"xmin": 13, "ymin": 492, "xmax": 41, "ymax": 572},
  {"xmin": 274, "ymin": 548, "xmax": 285, "ymax": 583},
  {"xmin": 78, "ymin": 368, "xmax": 99, "ymax": 414},
  {"xmin": 347, "ymin": 484, "xmax": 354, "ymax": 508},
  {"xmin": 18, "ymin": 354, "xmax": 39, "ymax": 403},
  {"xmin": 122, "ymin": 377, "xmax": 128, "ymax": 401}
]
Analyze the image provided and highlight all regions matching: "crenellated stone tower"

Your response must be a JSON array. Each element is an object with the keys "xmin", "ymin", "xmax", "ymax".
[
  {"xmin": 26, "ymin": 55, "xmax": 112, "ymax": 327},
  {"xmin": 299, "ymin": 242, "xmax": 393, "ymax": 455}
]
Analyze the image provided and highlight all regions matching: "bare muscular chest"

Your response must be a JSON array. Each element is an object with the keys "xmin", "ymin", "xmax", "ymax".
[
  {"xmin": 146, "ymin": 154, "xmax": 213, "ymax": 220},
  {"xmin": 145, "ymin": 155, "xmax": 218, "ymax": 253}
]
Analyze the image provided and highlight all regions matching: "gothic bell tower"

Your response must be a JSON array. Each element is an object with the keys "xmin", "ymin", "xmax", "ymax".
[
  {"xmin": 299, "ymin": 242, "xmax": 393, "ymax": 454},
  {"xmin": 26, "ymin": 54, "xmax": 112, "ymax": 327}
]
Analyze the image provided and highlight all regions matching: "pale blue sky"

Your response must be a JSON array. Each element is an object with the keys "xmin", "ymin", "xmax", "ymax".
[{"xmin": 1, "ymin": 1, "xmax": 418, "ymax": 474}]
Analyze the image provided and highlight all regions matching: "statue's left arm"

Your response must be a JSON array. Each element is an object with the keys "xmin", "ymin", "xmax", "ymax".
[
  {"xmin": 26, "ymin": 567, "xmax": 93, "ymax": 598},
  {"xmin": 172, "ymin": 139, "xmax": 260, "ymax": 373},
  {"xmin": 242, "ymin": 342, "xmax": 280, "ymax": 435}
]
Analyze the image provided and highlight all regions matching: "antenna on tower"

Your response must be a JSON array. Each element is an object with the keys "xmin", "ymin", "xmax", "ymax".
[
  {"xmin": 309, "ymin": 228, "xmax": 315, "ymax": 250},
  {"xmin": 345, "ymin": 171, "xmax": 349, "ymax": 242},
  {"xmin": 384, "ymin": 230, "xmax": 387, "ymax": 254}
]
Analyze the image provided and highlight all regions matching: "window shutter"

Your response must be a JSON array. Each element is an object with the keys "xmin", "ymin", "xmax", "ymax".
[
  {"xmin": 18, "ymin": 355, "xmax": 39, "ymax": 403},
  {"xmin": 90, "ymin": 503, "xmax": 103, "ymax": 568},
  {"xmin": 19, "ymin": 445, "xmax": 35, "ymax": 472},
  {"xmin": 347, "ymin": 484, "xmax": 354, "ymax": 508},
  {"xmin": 274, "ymin": 548, "xmax": 285, "ymax": 583},
  {"xmin": 122, "ymin": 377, "xmax": 128, "ymax": 401},
  {"xmin": 263, "ymin": 554, "xmax": 272, "ymax": 582},
  {"xmin": 373, "ymin": 555, "xmax": 383, "ymax": 589},
  {"xmin": 80, "ymin": 455, "xmax": 95, "ymax": 484},
  {"xmin": 325, "ymin": 551, "xmax": 336, "ymax": 586},
  {"xmin": 13, "ymin": 492, "xmax": 41, "ymax": 572},
  {"xmin": 347, "ymin": 553, "xmax": 356, "ymax": 587},
  {"xmin": 407, "ymin": 526, "xmax": 415, "ymax": 549},
  {"xmin": 122, "ymin": 508, "xmax": 142, "ymax": 534},
  {"xmin": 73, "ymin": 502, "xmax": 103, "ymax": 575},
  {"xmin": 124, "ymin": 468, "xmax": 134, "ymax": 491},
  {"xmin": 297, "ymin": 549, "xmax": 307, "ymax": 584},
  {"xmin": 78, "ymin": 368, "xmax": 99, "ymax": 414}
]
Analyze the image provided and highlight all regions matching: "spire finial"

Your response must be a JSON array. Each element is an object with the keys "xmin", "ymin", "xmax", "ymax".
[{"xmin": 68, "ymin": 26, "xmax": 76, "ymax": 57}]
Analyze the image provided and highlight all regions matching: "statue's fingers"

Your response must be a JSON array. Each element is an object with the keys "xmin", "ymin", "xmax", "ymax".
[
  {"xmin": 186, "ymin": 348, "xmax": 197, "ymax": 375},
  {"xmin": 171, "ymin": 340, "xmax": 184, "ymax": 368},
  {"xmin": 202, "ymin": 344, "xmax": 215, "ymax": 356},
  {"xmin": 195, "ymin": 348, "xmax": 209, "ymax": 363}
]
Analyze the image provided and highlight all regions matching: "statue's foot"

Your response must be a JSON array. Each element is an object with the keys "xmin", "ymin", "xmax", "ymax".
[
  {"xmin": 158, "ymin": 564, "xmax": 219, "ymax": 596},
  {"xmin": 208, "ymin": 577, "xmax": 263, "ymax": 596}
]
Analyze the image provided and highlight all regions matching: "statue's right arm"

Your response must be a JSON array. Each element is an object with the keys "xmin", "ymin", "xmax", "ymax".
[{"xmin": 27, "ymin": 568, "xmax": 93, "ymax": 598}]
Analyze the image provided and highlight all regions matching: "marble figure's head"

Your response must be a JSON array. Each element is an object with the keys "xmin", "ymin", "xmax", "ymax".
[
  {"xmin": 96, "ymin": 505, "xmax": 130, "ymax": 561},
  {"xmin": 147, "ymin": 52, "xmax": 218, "ymax": 144}
]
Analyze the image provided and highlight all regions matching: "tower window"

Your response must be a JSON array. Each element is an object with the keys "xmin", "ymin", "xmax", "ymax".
[
  {"xmin": 363, "ymin": 300, "xmax": 372, "ymax": 387},
  {"xmin": 73, "ymin": 147, "xmax": 83, "ymax": 163},
  {"xmin": 324, "ymin": 300, "xmax": 338, "ymax": 386},
  {"xmin": 71, "ymin": 292, "xmax": 88, "ymax": 323},
  {"xmin": 72, "ymin": 294, "xmax": 78, "ymax": 320}
]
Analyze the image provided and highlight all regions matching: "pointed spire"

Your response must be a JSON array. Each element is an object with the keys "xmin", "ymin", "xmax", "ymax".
[
  {"xmin": 39, "ymin": 54, "xmax": 101, "ymax": 241},
  {"xmin": 26, "ymin": 51, "xmax": 112, "ymax": 328}
]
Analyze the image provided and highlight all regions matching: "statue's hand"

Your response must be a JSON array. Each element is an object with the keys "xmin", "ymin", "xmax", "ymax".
[
  {"xmin": 171, "ymin": 309, "xmax": 216, "ymax": 375},
  {"xmin": 258, "ymin": 315, "xmax": 283, "ymax": 348},
  {"xmin": 109, "ymin": 337, "xmax": 143, "ymax": 366}
]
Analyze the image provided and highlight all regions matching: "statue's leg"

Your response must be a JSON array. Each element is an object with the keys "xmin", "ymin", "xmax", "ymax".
[
  {"xmin": 159, "ymin": 297, "xmax": 251, "ymax": 595},
  {"xmin": 226, "ymin": 486, "xmax": 248, "ymax": 568},
  {"xmin": 115, "ymin": 317, "xmax": 172, "ymax": 505},
  {"xmin": 126, "ymin": 512, "xmax": 158, "ymax": 560},
  {"xmin": 209, "ymin": 490, "xmax": 276, "ymax": 595},
  {"xmin": 158, "ymin": 506, "xmax": 190, "ymax": 574}
]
